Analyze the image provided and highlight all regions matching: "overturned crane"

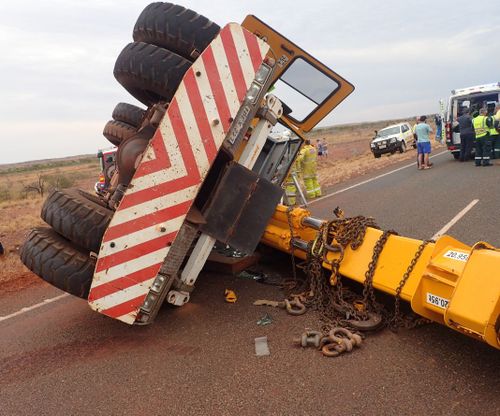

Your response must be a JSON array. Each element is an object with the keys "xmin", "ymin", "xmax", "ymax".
[{"xmin": 20, "ymin": 3, "xmax": 499, "ymax": 350}]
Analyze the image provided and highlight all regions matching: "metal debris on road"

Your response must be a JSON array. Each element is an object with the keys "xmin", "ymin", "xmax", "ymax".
[{"xmin": 237, "ymin": 270, "xmax": 282, "ymax": 286}]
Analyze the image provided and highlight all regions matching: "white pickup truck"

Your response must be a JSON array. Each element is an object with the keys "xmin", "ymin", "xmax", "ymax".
[{"xmin": 370, "ymin": 122, "xmax": 414, "ymax": 158}]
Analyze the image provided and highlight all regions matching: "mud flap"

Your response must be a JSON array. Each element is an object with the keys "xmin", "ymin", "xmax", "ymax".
[{"xmin": 199, "ymin": 162, "xmax": 283, "ymax": 253}]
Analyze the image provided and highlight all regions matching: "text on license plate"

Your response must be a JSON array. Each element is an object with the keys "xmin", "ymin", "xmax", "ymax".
[
  {"xmin": 443, "ymin": 250, "xmax": 469, "ymax": 262},
  {"xmin": 378, "ymin": 145, "xmax": 386, "ymax": 149},
  {"xmin": 426, "ymin": 292, "xmax": 449, "ymax": 309}
]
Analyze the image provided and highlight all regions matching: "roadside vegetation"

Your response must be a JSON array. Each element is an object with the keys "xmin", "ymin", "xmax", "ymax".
[{"xmin": 0, "ymin": 156, "xmax": 99, "ymax": 289}]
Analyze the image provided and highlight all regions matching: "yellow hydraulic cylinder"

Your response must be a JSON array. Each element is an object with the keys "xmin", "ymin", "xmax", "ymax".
[{"xmin": 262, "ymin": 205, "xmax": 500, "ymax": 349}]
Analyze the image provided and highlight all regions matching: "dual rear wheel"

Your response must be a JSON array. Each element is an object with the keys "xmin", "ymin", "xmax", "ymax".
[{"xmin": 21, "ymin": 3, "xmax": 221, "ymax": 299}]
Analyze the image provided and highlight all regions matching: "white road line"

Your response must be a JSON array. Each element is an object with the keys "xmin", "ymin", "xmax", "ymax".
[
  {"xmin": 308, "ymin": 150, "xmax": 449, "ymax": 205},
  {"xmin": 0, "ymin": 293, "xmax": 69, "ymax": 323},
  {"xmin": 431, "ymin": 199, "xmax": 479, "ymax": 240}
]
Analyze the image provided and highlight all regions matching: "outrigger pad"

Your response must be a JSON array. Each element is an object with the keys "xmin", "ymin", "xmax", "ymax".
[{"xmin": 200, "ymin": 162, "xmax": 283, "ymax": 254}]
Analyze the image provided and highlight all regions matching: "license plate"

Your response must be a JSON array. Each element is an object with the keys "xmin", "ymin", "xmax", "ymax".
[
  {"xmin": 378, "ymin": 144, "xmax": 386, "ymax": 149},
  {"xmin": 426, "ymin": 292, "xmax": 449, "ymax": 309}
]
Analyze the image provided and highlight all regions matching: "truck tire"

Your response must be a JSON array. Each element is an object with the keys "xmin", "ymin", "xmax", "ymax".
[
  {"xmin": 20, "ymin": 227, "xmax": 95, "ymax": 299},
  {"xmin": 453, "ymin": 153, "xmax": 460, "ymax": 160},
  {"xmin": 41, "ymin": 188, "xmax": 113, "ymax": 253},
  {"xmin": 373, "ymin": 152, "xmax": 381, "ymax": 159},
  {"xmin": 133, "ymin": 2, "xmax": 220, "ymax": 61},
  {"xmin": 103, "ymin": 119, "xmax": 137, "ymax": 146},
  {"xmin": 113, "ymin": 42, "xmax": 191, "ymax": 106},
  {"xmin": 112, "ymin": 102, "xmax": 147, "ymax": 128},
  {"xmin": 399, "ymin": 141, "xmax": 406, "ymax": 153}
]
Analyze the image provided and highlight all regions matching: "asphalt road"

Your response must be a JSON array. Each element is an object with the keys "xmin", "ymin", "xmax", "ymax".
[{"xmin": 1, "ymin": 151, "xmax": 499, "ymax": 416}]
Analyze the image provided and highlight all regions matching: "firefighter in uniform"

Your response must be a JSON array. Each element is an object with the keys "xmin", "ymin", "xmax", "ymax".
[
  {"xmin": 298, "ymin": 139, "xmax": 321, "ymax": 199},
  {"xmin": 473, "ymin": 108, "xmax": 492, "ymax": 166}
]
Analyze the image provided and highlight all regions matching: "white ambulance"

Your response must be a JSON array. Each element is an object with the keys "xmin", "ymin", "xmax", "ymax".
[{"xmin": 445, "ymin": 82, "xmax": 500, "ymax": 159}]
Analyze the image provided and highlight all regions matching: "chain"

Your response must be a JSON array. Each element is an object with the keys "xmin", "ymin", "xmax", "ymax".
[
  {"xmin": 289, "ymin": 215, "xmax": 385, "ymax": 334},
  {"xmin": 389, "ymin": 239, "xmax": 433, "ymax": 330},
  {"xmin": 286, "ymin": 206, "xmax": 298, "ymax": 284},
  {"xmin": 362, "ymin": 230, "xmax": 398, "ymax": 314},
  {"xmin": 284, "ymin": 209, "xmax": 432, "ymax": 338}
]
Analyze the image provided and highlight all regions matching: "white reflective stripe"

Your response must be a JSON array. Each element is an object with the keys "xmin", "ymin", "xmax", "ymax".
[
  {"xmin": 92, "ymin": 247, "xmax": 170, "ymax": 286},
  {"xmin": 175, "ymin": 83, "xmax": 210, "ymax": 168},
  {"xmin": 483, "ymin": 157, "xmax": 491, "ymax": 159},
  {"xmin": 195, "ymin": 56, "xmax": 225, "ymax": 141},
  {"xmin": 210, "ymin": 35, "xmax": 241, "ymax": 117},
  {"xmin": 128, "ymin": 120, "xmax": 189, "ymax": 195},
  {"xmin": 89, "ymin": 278, "xmax": 155, "ymax": 311},
  {"xmin": 111, "ymin": 185, "xmax": 198, "ymax": 226},
  {"xmin": 475, "ymin": 157, "xmax": 481, "ymax": 159},
  {"xmin": 100, "ymin": 216, "xmax": 184, "ymax": 257},
  {"xmin": 254, "ymin": 27, "xmax": 269, "ymax": 61},
  {"xmin": 229, "ymin": 24, "xmax": 258, "ymax": 86}
]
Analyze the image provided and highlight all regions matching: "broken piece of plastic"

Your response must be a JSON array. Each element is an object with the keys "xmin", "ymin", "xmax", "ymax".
[
  {"xmin": 255, "ymin": 336, "xmax": 270, "ymax": 356},
  {"xmin": 257, "ymin": 313, "xmax": 273, "ymax": 326}
]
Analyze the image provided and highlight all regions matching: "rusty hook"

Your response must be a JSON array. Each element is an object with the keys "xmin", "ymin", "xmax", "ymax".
[
  {"xmin": 321, "ymin": 342, "xmax": 346, "ymax": 357},
  {"xmin": 285, "ymin": 298, "xmax": 307, "ymax": 316},
  {"xmin": 346, "ymin": 312, "xmax": 383, "ymax": 332}
]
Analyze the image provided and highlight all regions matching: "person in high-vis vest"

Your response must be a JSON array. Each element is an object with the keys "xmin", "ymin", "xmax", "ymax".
[
  {"xmin": 298, "ymin": 139, "xmax": 321, "ymax": 199},
  {"xmin": 283, "ymin": 158, "xmax": 301, "ymax": 205},
  {"xmin": 282, "ymin": 131, "xmax": 301, "ymax": 205},
  {"xmin": 489, "ymin": 104, "xmax": 500, "ymax": 159},
  {"xmin": 473, "ymin": 108, "xmax": 492, "ymax": 166}
]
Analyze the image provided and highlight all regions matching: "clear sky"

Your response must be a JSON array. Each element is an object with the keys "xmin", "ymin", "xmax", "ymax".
[{"xmin": 1, "ymin": 0, "xmax": 499, "ymax": 164}]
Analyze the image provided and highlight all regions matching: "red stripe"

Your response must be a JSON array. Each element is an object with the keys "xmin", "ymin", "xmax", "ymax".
[
  {"xmin": 89, "ymin": 263, "xmax": 162, "ymax": 302},
  {"xmin": 202, "ymin": 46, "xmax": 233, "ymax": 132},
  {"xmin": 168, "ymin": 98, "xmax": 203, "ymax": 181},
  {"xmin": 184, "ymin": 70, "xmax": 218, "ymax": 161},
  {"xmin": 134, "ymin": 129, "xmax": 172, "ymax": 178},
  {"xmin": 118, "ymin": 174, "xmax": 198, "ymax": 210},
  {"xmin": 101, "ymin": 294, "xmax": 147, "ymax": 319},
  {"xmin": 96, "ymin": 232, "xmax": 176, "ymax": 273},
  {"xmin": 103, "ymin": 199, "xmax": 192, "ymax": 242},
  {"xmin": 220, "ymin": 27, "xmax": 248, "ymax": 102},
  {"xmin": 243, "ymin": 28, "xmax": 264, "ymax": 72}
]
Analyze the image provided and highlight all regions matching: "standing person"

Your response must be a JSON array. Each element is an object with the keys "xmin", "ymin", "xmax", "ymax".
[
  {"xmin": 298, "ymin": 140, "xmax": 321, "ymax": 198},
  {"xmin": 321, "ymin": 138, "xmax": 329, "ymax": 157},
  {"xmin": 283, "ymin": 158, "xmax": 301, "ymax": 205},
  {"xmin": 415, "ymin": 115, "xmax": 433, "ymax": 170},
  {"xmin": 473, "ymin": 108, "xmax": 492, "ymax": 166},
  {"xmin": 434, "ymin": 114, "xmax": 442, "ymax": 143},
  {"xmin": 457, "ymin": 107, "xmax": 475, "ymax": 162},
  {"xmin": 494, "ymin": 105, "xmax": 500, "ymax": 159},
  {"xmin": 316, "ymin": 139, "xmax": 324, "ymax": 157},
  {"xmin": 486, "ymin": 102, "xmax": 499, "ymax": 160}
]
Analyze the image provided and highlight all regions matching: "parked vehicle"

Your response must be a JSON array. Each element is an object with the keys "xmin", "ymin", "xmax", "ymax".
[
  {"xmin": 370, "ymin": 122, "xmax": 414, "ymax": 158},
  {"xmin": 94, "ymin": 147, "xmax": 117, "ymax": 196},
  {"xmin": 445, "ymin": 82, "xmax": 500, "ymax": 159}
]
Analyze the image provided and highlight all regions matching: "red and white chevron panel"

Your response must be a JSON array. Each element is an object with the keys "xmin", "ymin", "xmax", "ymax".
[{"xmin": 88, "ymin": 23, "xmax": 269, "ymax": 324}]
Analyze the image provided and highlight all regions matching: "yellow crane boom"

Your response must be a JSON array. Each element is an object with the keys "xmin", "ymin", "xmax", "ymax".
[{"xmin": 262, "ymin": 205, "xmax": 500, "ymax": 349}]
